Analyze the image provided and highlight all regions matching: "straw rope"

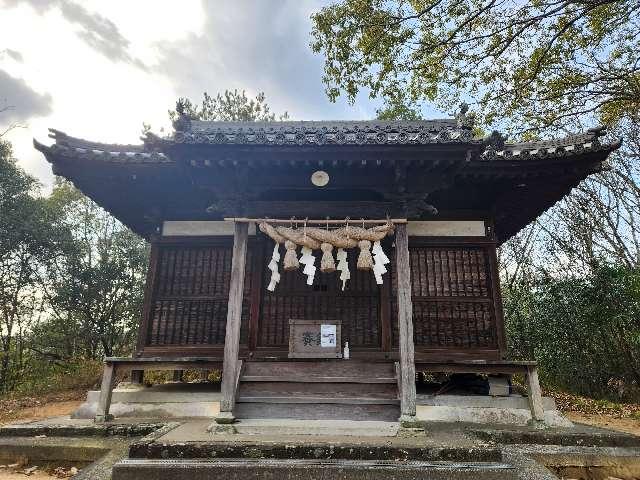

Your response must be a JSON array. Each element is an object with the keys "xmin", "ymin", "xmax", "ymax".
[{"xmin": 258, "ymin": 222, "xmax": 286, "ymax": 244}]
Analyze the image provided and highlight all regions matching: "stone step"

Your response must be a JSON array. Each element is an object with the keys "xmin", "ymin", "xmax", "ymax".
[
  {"xmin": 113, "ymin": 458, "xmax": 517, "ymax": 480},
  {"xmin": 234, "ymin": 402, "xmax": 400, "ymax": 421},
  {"xmin": 128, "ymin": 434, "xmax": 504, "ymax": 462}
]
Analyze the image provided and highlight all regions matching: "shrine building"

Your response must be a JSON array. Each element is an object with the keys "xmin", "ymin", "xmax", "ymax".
[{"xmin": 34, "ymin": 114, "xmax": 620, "ymax": 426}]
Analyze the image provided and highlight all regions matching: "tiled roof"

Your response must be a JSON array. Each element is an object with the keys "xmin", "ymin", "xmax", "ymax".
[
  {"xmin": 34, "ymin": 123, "xmax": 621, "ymax": 165},
  {"xmin": 170, "ymin": 119, "xmax": 476, "ymax": 145},
  {"xmin": 480, "ymin": 126, "xmax": 621, "ymax": 161},
  {"xmin": 33, "ymin": 129, "xmax": 172, "ymax": 164}
]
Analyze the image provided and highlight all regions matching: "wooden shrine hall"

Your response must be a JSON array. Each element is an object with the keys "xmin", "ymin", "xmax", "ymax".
[{"xmin": 34, "ymin": 114, "xmax": 620, "ymax": 426}]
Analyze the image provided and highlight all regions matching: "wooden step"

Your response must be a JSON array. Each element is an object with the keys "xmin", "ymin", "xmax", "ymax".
[
  {"xmin": 242, "ymin": 361, "xmax": 397, "ymax": 383},
  {"xmin": 236, "ymin": 361, "xmax": 399, "ymax": 421},
  {"xmin": 244, "ymin": 360, "xmax": 396, "ymax": 378},
  {"xmin": 240, "ymin": 375, "xmax": 397, "ymax": 383},
  {"xmin": 239, "ymin": 381, "xmax": 398, "ymax": 398}
]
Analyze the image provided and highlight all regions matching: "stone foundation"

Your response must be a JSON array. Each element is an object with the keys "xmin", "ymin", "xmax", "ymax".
[
  {"xmin": 416, "ymin": 394, "xmax": 572, "ymax": 428},
  {"xmin": 72, "ymin": 383, "xmax": 221, "ymax": 419}
]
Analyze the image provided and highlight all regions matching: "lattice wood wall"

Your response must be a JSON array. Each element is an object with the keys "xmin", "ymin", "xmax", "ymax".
[
  {"xmin": 259, "ymin": 252, "xmax": 381, "ymax": 349},
  {"xmin": 145, "ymin": 242, "xmax": 253, "ymax": 347},
  {"xmin": 390, "ymin": 245, "xmax": 498, "ymax": 350},
  {"xmin": 140, "ymin": 237, "xmax": 502, "ymax": 358}
]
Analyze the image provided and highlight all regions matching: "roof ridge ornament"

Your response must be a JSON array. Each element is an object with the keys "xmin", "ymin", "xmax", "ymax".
[
  {"xmin": 173, "ymin": 100, "xmax": 193, "ymax": 132},
  {"xmin": 455, "ymin": 102, "xmax": 475, "ymax": 130},
  {"xmin": 173, "ymin": 113, "xmax": 192, "ymax": 133},
  {"xmin": 484, "ymin": 130, "xmax": 506, "ymax": 149},
  {"xmin": 480, "ymin": 130, "xmax": 506, "ymax": 160},
  {"xmin": 587, "ymin": 125, "xmax": 606, "ymax": 138}
]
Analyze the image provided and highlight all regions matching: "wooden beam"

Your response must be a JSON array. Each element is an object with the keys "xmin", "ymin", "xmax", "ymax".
[
  {"xmin": 216, "ymin": 221, "xmax": 249, "ymax": 423},
  {"xmin": 248, "ymin": 240, "xmax": 264, "ymax": 352},
  {"xmin": 224, "ymin": 217, "xmax": 407, "ymax": 225},
  {"xmin": 243, "ymin": 201, "xmax": 402, "ymax": 220},
  {"xmin": 488, "ymin": 241, "xmax": 508, "ymax": 357},
  {"xmin": 395, "ymin": 223, "xmax": 417, "ymax": 421}
]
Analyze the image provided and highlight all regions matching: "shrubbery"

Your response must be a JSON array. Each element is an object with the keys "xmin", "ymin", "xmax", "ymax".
[{"xmin": 504, "ymin": 265, "xmax": 640, "ymax": 401}]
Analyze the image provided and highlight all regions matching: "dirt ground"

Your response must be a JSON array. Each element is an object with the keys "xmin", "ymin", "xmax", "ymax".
[
  {"xmin": 566, "ymin": 411, "xmax": 640, "ymax": 436},
  {"xmin": 0, "ymin": 470, "xmax": 59, "ymax": 479},
  {"xmin": 0, "ymin": 390, "xmax": 84, "ymax": 426},
  {"xmin": 0, "ymin": 400, "xmax": 81, "ymax": 426}
]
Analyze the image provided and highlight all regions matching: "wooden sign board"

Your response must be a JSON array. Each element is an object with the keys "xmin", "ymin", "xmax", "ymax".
[{"xmin": 288, "ymin": 319, "xmax": 342, "ymax": 359}]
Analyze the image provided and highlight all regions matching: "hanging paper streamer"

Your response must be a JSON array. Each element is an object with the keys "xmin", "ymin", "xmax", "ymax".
[
  {"xmin": 266, "ymin": 243, "xmax": 281, "ymax": 291},
  {"xmin": 299, "ymin": 246, "xmax": 316, "ymax": 285},
  {"xmin": 372, "ymin": 240, "xmax": 390, "ymax": 285},
  {"xmin": 336, "ymin": 248, "xmax": 350, "ymax": 291}
]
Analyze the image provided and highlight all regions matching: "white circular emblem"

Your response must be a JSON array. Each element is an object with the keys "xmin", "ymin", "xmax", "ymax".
[{"xmin": 311, "ymin": 170, "xmax": 330, "ymax": 187}]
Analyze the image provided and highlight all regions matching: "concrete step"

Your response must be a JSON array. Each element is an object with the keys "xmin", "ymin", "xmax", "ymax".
[
  {"xmin": 113, "ymin": 458, "xmax": 517, "ymax": 480},
  {"xmin": 237, "ymin": 396, "xmax": 400, "ymax": 405},
  {"xmin": 232, "ymin": 419, "xmax": 399, "ymax": 436},
  {"xmin": 235, "ymin": 402, "xmax": 400, "ymax": 421}
]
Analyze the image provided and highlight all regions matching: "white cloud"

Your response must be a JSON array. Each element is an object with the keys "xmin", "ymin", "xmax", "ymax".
[
  {"xmin": 0, "ymin": 1, "xmax": 203, "ymax": 187},
  {"xmin": 0, "ymin": 70, "xmax": 52, "ymax": 125},
  {"xmin": 155, "ymin": 0, "xmax": 379, "ymax": 120},
  {"xmin": 0, "ymin": 0, "xmax": 384, "ymax": 188}
]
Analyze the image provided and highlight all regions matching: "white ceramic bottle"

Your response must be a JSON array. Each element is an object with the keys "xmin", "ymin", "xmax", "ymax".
[{"xmin": 344, "ymin": 342, "xmax": 350, "ymax": 359}]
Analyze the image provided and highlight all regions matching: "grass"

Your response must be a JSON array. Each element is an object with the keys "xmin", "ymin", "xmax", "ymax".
[
  {"xmin": 0, "ymin": 358, "xmax": 103, "ymax": 424},
  {"xmin": 143, "ymin": 369, "xmax": 222, "ymax": 386},
  {"xmin": 5, "ymin": 359, "xmax": 103, "ymax": 399}
]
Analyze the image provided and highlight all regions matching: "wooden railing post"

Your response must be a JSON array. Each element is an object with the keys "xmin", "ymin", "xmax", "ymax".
[
  {"xmin": 526, "ymin": 364, "xmax": 545, "ymax": 425},
  {"xmin": 215, "ymin": 221, "xmax": 248, "ymax": 424},
  {"xmin": 95, "ymin": 361, "xmax": 116, "ymax": 423},
  {"xmin": 395, "ymin": 223, "xmax": 417, "ymax": 424}
]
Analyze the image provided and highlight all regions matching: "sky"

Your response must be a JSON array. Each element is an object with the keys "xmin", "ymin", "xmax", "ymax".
[{"xmin": 0, "ymin": 0, "xmax": 442, "ymax": 189}]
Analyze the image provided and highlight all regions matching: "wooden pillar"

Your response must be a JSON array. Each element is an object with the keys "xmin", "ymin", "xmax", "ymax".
[
  {"xmin": 395, "ymin": 223, "xmax": 417, "ymax": 422},
  {"xmin": 135, "ymin": 242, "xmax": 160, "ymax": 356},
  {"xmin": 215, "ymin": 222, "xmax": 248, "ymax": 424}
]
